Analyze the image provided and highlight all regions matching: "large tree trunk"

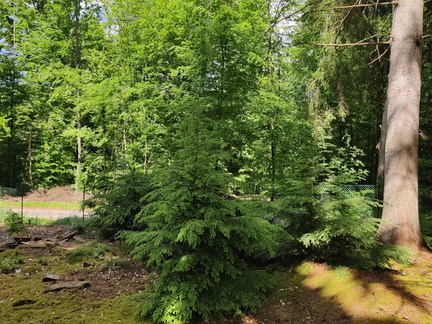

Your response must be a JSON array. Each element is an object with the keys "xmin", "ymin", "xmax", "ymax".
[{"xmin": 377, "ymin": 0, "xmax": 427, "ymax": 252}]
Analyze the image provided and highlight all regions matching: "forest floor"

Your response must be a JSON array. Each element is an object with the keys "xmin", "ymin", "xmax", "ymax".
[{"xmin": 1, "ymin": 188, "xmax": 432, "ymax": 323}]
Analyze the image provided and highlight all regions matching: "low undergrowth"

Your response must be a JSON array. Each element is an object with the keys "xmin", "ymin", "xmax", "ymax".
[{"xmin": 2, "ymin": 225, "xmax": 432, "ymax": 324}]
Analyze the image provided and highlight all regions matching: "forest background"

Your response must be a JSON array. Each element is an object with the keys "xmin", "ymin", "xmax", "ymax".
[{"xmin": 1, "ymin": 0, "xmax": 432, "ymax": 323}]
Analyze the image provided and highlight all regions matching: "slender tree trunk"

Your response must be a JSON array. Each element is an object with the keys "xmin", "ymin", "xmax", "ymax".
[
  {"xmin": 74, "ymin": 0, "xmax": 82, "ymax": 191},
  {"xmin": 27, "ymin": 127, "xmax": 33, "ymax": 186},
  {"xmin": 377, "ymin": 0, "xmax": 427, "ymax": 252},
  {"xmin": 76, "ymin": 108, "xmax": 82, "ymax": 191}
]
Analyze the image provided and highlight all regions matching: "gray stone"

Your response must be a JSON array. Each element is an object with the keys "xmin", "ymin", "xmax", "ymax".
[{"xmin": 45, "ymin": 280, "xmax": 91, "ymax": 292}]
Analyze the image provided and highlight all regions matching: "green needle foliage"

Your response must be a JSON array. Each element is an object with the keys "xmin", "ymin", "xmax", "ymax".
[
  {"xmin": 272, "ymin": 140, "xmax": 411, "ymax": 268},
  {"xmin": 123, "ymin": 101, "xmax": 281, "ymax": 323},
  {"xmin": 86, "ymin": 170, "xmax": 152, "ymax": 238}
]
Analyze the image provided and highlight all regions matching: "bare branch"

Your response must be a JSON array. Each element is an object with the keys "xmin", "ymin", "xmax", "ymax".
[
  {"xmin": 369, "ymin": 45, "xmax": 390, "ymax": 65},
  {"xmin": 322, "ymin": 2, "xmax": 397, "ymax": 10},
  {"xmin": 309, "ymin": 41, "xmax": 390, "ymax": 47}
]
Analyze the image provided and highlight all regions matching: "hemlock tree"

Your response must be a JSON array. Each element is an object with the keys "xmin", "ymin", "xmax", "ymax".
[
  {"xmin": 124, "ymin": 101, "xmax": 281, "ymax": 323},
  {"xmin": 377, "ymin": 0, "xmax": 428, "ymax": 252}
]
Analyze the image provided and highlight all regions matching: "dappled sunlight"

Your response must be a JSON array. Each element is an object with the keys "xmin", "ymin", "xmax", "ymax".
[{"xmin": 297, "ymin": 262, "xmax": 432, "ymax": 323}]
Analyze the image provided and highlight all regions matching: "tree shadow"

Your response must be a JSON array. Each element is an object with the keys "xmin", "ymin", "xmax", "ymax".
[{"xmin": 221, "ymin": 260, "xmax": 432, "ymax": 324}]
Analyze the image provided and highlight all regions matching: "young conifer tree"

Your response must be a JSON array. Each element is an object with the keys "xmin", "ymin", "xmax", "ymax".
[{"xmin": 124, "ymin": 99, "xmax": 281, "ymax": 323}]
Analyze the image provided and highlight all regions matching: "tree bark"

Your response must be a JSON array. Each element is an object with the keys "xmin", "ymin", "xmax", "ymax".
[
  {"xmin": 74, "ymin": 0, "xmax": 82, "ymax": 192},
  {"xmin": 377, "ymin": 0, "xmax": 427, "ymax": 252},
  {"xmin": 27, "ymin": 126, "xmax": 33, "ymax": 186}
]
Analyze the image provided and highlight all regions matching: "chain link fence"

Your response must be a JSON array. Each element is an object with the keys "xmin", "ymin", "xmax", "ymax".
[
  {"xmin": 342, "ymin": 184, "xmax": 378, "ymax": 218},
  {"xmin": 0, "ymin": 187, "xmax": 18, "ymax": 197}
]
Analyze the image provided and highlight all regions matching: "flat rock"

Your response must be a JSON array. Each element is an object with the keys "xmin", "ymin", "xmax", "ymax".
[
  {"xmin": 45, "ymin": 280, "xmax": 91, "ymax": 292},
  {"xmin": 61, "ymin": 231, "xmax": 76, "ymax": 242},
  {"xmin": 13, "ymin": 237, "xmax": 32, "ymax": 243},
  {"xmin": 0, "ymin": 232, "xmax": 16, "ymax": 249},
  {"xmin": 42, "ymin": 274, "xmax": 60, "ymax": 282},
  {"xmin": 19, "ymin": 240, "xmax": 57, "ymax": 249}
]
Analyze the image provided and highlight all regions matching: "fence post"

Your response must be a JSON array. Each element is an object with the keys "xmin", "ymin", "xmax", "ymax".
[
  {"xmin": 20, "ymin": 184, "xmax": 24, "ymax": 223},
  {"xmin": 82, "ymin": 182, "xmax": 86, "ymax": 221}
]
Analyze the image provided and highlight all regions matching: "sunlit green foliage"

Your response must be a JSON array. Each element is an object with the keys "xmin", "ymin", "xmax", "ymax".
[
  {"xmin": 0, "ymin": 0, "xmax": 428, "ymax": 322},
  {"xmin": 123, "ymin": 100, "xmax": 281, "ymax": 323}
]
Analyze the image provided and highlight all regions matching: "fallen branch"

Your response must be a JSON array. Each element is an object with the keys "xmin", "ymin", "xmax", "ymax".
[{"xmin": 298, "ymin": 302, "xmax": 312, "ymax": 318}]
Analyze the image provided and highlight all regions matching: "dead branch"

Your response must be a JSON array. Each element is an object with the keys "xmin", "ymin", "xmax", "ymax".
[
  {"xmin": 322, "ymin": 2, "xmax": 397, "ymax": 10},
  {"xmin": 298, "ymin": 302, "xmax": 312, "ymax": 318},
  {"xmin": 369, "ymin": 45, "xmax": 390, "ymax": 64},
  {"xmin": 334, "ymin": 0, "xmax": 360, "ymax": 42},
  {"xmin": 309, "ymin": 41, "xmax": 390, "ymax": 47}
]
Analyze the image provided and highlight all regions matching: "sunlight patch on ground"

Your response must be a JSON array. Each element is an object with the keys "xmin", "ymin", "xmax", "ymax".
[{"xmin": 296, "ymin": 261, "xmax": 432, "ymax": 323}]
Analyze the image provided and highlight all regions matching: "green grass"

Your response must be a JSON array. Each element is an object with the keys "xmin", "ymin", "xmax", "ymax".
[
  {"xmin": 65, "ymin": 241, "xmax": 111, "ymax": 264},
  {"xmin": 0, "ymin": 200, "xmax": 81, "ymax": 209},
  {"xmin": 0, "ymin": 209, "xmax": 84, "ymax": 226}
]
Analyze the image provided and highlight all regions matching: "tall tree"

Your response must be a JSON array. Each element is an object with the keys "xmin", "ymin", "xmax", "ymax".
[{"xmin": 377, "ymin": 0, "xmax": 428, "ymax": 252}]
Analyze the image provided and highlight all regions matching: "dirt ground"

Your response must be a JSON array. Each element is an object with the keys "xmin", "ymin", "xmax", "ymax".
[
  {"xmin": 5, "ymin": 186, "xmax": 89, "ymax": 204},
  {"xmin": 3, "ymin": 186, "xmax": 92, "ymax": 220},
  {"xmin": 2, "ymin": 224, "xmax": 432, "ymax": 324},
  {"xmin": 2, "ymin": 187, "xmax": 432, "ymax": 323}
]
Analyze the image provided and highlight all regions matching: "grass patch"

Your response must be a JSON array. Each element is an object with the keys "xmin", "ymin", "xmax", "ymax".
[
  {"xmin": 0, "ymin": 208, "xmax": 58, "ymax": 226},
  {"xmin": 65, "ymin": 241, "xmax": 111, "ymax": 264},
  {"xmin": 0, "ymin": 249, "xmax": 27, "ymax": 274},
  {"xmin": 0, "ymin": 201, "xmax": 81, "ymax": 210},
  {"xmin": 50, "ymin": 216, "xmax": 84, "ymax": 226}
]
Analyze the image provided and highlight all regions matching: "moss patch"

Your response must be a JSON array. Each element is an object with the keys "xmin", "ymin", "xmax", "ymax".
[{"xmin": 0, "ymin": 237, "xmax": 150, "ymax": 324}]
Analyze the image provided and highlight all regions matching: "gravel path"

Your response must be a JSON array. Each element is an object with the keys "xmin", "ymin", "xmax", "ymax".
[{"xmin": 10, "ymin": 207, "xmax": 91, "ymax": 220}]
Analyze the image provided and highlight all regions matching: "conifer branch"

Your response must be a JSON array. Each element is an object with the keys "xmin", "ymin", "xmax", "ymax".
[
  {"xmin": 269, "ymin": 0, "xmax": 323, "ymax": 30},
  {"xmin": 334, "ymin": 0, "xmax": 361, "ymax": 42}
]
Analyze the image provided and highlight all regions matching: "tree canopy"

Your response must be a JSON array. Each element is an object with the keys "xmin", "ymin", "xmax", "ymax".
[{"xmin": 1, "ymin": 0, "xmax": 432, "ymax": 322}]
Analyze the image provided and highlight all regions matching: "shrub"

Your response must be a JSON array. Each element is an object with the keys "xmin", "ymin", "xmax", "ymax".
[
  {"xmin": 85, "ymin": 171, "xmax": 152, "ymax": 239},
  {"xmin": 271, "ymin": 142, "xmax": 411, "ymax": 268},
  {"xmin": 4, "ymin": 210, "xmax": 26, "ymax": 235},
  {"xmin": 122, "ymin": 104, "xmax": 281, "ymax": 323}
]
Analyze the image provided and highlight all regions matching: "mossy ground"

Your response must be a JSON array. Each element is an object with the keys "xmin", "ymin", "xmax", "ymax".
[
  {"xmin": 0, "ymin": 228, "xmax": 150, "ymax": 324},
  {"xmin": 2, "ymin": 227, "xmax": 432, "ymax": 324},
  {"xmin": 2, "ymin": 184, "xmax": 432, "ymax": 324}
]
